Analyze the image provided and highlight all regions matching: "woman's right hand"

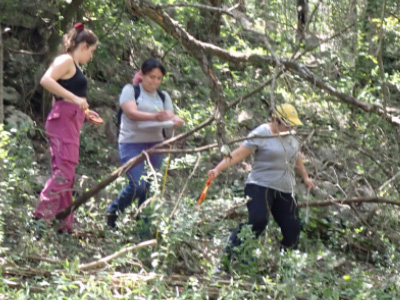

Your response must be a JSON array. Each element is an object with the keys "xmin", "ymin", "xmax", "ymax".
[
  {"xmin": 155, "ymin": 110, "xmax": 174, "ymax": 121},
  {"xmin": 73, "ymin": 96, "xmax": 89, "ymax": 110},
  {"xmin": 207, "ymin": 168, "xmax": 220, "ymax": 179}
]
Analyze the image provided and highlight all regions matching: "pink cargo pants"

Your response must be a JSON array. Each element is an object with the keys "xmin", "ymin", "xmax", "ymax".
[{"xmin": 34, "ymin": 101, "xmax": 85, "ymax": 232}]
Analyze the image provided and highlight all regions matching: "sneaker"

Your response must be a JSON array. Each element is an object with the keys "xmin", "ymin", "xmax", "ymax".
[{"xmin": 106, "ymin": 213, "xmax": 118, "ymax": 229}]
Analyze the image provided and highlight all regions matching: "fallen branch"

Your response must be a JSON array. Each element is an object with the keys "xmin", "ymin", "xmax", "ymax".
[
  {"xmin": 56, "ymin": 76, "xmax": 276, "ymax": 221},
  {"xmin": 214, "ymin": 197, "xmax": 400, "ymax": 223},
  {"xmin": 79, "ymin": 239, "xmax": 157, "ymax": 271},
  {"xmin": 297, "ymin": 197, "xmax": 400, "ymax": 208},
  {"xmin": 26, "ymin": 255, "xmax": 63, "ymax": 265},
  {"xmin": 1, "ymin": 278, "xmax": 45, "ymax": 293}
]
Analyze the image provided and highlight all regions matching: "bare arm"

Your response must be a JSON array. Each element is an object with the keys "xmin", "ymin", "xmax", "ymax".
[
  {"xmin": 208, "ymin": 145, "xmax": 253, "ymax": 178},
  {"xmin": 40, "ymin": 55, "xmax": 88, "ymax": 110},
  {"xmin": 295, "ymin": 154, "xmax": 316, "ymax": 190},
  {"xmin": 121, "ymin": 101, "xmax": 174, "ymax": 121}
]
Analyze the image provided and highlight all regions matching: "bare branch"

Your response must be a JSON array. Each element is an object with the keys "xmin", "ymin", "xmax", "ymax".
[
  {"xmin": 169, "ymin": 153, "xmax": 202, "ymax": 219},
  {"xmin": 297, "ymin": 197, "xmax": 400, "ymax": 208},
  {"xmin": 79, "ymin": 239, "xmax": 157, "ymax": 271},
  {"xmin": 155, "ymin": 2, "xmax": 235, "ymax": 17}
]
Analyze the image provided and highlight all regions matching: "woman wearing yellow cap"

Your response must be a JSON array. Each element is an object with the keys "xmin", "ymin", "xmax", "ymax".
[{"xmin": 208, "ymin": 103, "xmax": 315, "ymax": 260}]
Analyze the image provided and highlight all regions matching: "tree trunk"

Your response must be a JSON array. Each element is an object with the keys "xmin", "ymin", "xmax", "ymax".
[
  {"xmin": 0, "ymin": 24, "xmax": 3, "ymax": 181},
  {"xmin": 296, "ymin": 0, "xmax": 308, "ymax": 38},
  {"xmin": 354, "ymin": 0, "xmax": 380, "ymax": 88},
  {"xmin": 0, "ymin": 24, "xmax": 3, "ymax": 124}
]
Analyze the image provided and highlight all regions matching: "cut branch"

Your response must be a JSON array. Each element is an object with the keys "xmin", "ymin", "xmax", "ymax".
[
  {"xmin": 56, "ymin": 72, "xmax": 277, "ymax": 221},
  {"xmin": 213, "ymin": 197, "xmax": 400, "ymax": 223},
  {"xmin": 297, "ymin": 197, "xmax": 400, "ymax": 208},
  {"xmin": 79, "ymin": 239, "xmax": 157, "ymax": 271}
]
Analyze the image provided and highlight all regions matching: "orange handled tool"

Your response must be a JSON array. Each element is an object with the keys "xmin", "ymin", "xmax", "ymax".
[
  {"xmin": 85, "ymin": 109, "xmax": 104, "ymax": 125},
  {"xmin": 196, "ymin": 174, "xmax": 215, "ymax": 206}
]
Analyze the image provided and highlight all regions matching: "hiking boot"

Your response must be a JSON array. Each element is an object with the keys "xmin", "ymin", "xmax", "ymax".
[{"xmin": 106, "ymin": 213, "xmax": 118, "ymax": 229}]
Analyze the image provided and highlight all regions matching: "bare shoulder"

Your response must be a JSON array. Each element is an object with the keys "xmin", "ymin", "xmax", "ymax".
[
  {"xmin": 52, "ymin": 54, "xmax": 74, "ymax": 68},
  {"xmin": 47, "ymin": 54, "xmax": 75, "ymax": 79}
]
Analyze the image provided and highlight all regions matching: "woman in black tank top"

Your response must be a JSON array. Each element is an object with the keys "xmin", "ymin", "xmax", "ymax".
[
  {"xmin": 54, "ymin": 63, "xmax": 87, "ymax": 101},
  {"xmin": 33, "ymin": 23, "xmax": 98, "ymax": 235}
]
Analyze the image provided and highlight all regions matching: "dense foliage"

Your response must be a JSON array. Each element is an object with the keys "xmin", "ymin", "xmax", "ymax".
[{"xmin": 1, "ymin": 0, "xmax": 400, "ymax": 299}]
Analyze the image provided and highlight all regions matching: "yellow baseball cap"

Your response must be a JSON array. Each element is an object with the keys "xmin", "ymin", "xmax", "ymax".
[{"xmin": 274, "ymin": 103, "xmax": 303, "ymax": 126}]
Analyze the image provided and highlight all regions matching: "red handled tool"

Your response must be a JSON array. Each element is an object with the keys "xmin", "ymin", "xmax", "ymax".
[{"xmin": 196, "ymin": 174, "xmax": 215, "ymax": 206}]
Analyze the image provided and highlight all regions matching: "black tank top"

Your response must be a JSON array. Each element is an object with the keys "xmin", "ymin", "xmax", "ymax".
[{"xmin": 55, "ymin": 63, "xmax": 87, "ymax": 100}]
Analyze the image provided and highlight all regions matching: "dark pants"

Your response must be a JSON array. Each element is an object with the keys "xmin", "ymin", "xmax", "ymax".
[{"xmin": 229, "ymin": 184, "xmax": 301, "ymax": 250}]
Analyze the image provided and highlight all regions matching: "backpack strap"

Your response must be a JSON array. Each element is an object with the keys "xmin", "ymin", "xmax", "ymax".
[{"xmin": 133, "ymin": 84, "xmax": 166, "ymax": 105}]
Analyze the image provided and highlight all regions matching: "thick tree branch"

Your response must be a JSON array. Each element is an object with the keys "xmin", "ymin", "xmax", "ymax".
[
  {"xmin": 55, "ymin": 71, "xmax": 278, "ymax": 221},
  {"xmin": 126, "ymin": 0, "xmax": 400, "ymax": 126}
]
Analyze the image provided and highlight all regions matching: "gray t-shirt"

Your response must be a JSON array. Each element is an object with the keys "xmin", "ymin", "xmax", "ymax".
[
  {"xmin": 242, "ymin": 123, "xmax": 299, "ymax": 193},
  {"xmin": 118, "ymin": 84, "xmax": 174, "ymax": 143}
]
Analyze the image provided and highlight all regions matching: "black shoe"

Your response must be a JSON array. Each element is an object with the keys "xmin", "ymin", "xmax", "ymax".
[{"xmin": 106, "ymin": 213, "xmax": 118, "ymax": 229}]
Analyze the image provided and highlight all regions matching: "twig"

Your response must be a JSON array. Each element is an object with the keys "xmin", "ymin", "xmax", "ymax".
[
  {"xmin": 79, "ymin": 239, "xmax": 157, "ymax": 271},
  {"xmin": 169, "ymin": 152, "xmax": 202, "ymax": 219},
  {"xmin": 26, "ymin": 255, "xmax": 63, "ymax": 265},
  {"xmin": 378, "ymin": 172, "xmax": 400, "ymax": 191},
  {"xmin": 155, "ymin": 3, "xmax": 235, "ymax": 18},
  {"xmin": 143, "ymin": 150, "xmax": 159, "ymax": 191},
  {"xmin": 132, "ymin": 195, "xmax": 157, "ymax": 220}
]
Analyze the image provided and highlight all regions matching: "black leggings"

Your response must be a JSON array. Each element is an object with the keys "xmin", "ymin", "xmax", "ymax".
[{"xmin": 229, "ymin": 184, "xmax": 301, "ymax": 249}]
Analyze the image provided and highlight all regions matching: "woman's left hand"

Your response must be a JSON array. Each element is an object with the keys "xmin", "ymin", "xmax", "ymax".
[
  {"xmin": 85, "ymin": 109, "xmax": 99, "ymax": 119},
  {"xmin": 172, "ymin": 115, "xmax": 185, "ymax": 129},
  {"xmin": 303, "ymin": 177, "xmax": 316, "ymax": 191}
]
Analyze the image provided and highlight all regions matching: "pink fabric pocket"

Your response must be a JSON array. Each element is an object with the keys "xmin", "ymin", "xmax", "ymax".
[{"xmin": 47, "ymin": 111, "xmax": 61, "ymax": 121}]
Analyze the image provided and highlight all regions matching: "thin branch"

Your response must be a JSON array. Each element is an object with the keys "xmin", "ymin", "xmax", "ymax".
[
  {"xmin": 295, "ymin": 22, "xmax": 356, "ymax": 60},
  {"xmin": 389, "ymin": 12, "xmax": 400, "ymax": 22},
  {"xmin": 155, "ymin": 3, "xmax": 235, "ymax": 17},
  {"xmin": 143, "ymin": 150, "xmax": 159, "ymax": 191},
  {"xmin": 26, "ymin": 255, "xmax": 63, "ymax": 265},
  {"xmin": 169, "ymin": 153, "xmax": 202, "ymax": 219},
  {"xmin": 79, "ymin": 239, "xmax": 157, "ymax": 271},
  {"xmin": 378, "ymin": 171, "xmax": 400, "ymax": 191},
  {"xmin": 151, "ymin": 131, "xmax": 296, "ymax": 155},
  {"xmin": 298, "ymin": 197, "xmax": 400, "ymax": 208}
]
